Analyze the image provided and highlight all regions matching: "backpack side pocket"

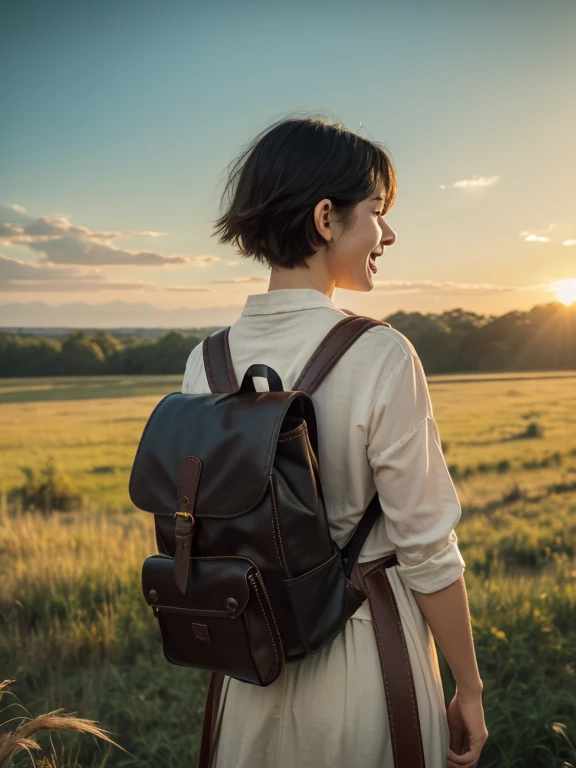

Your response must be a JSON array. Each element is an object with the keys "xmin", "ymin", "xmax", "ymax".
[{"xmin": 284, "ymin": 547, "xmax": 366, "ymax": 655}]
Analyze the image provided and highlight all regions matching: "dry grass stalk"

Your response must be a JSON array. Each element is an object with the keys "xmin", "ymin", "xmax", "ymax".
[{"xmin": 0, "ymin": 680, "xmax": 124, "ymax": 768}]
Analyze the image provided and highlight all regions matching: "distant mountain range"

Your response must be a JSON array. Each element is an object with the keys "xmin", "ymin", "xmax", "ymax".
[{"xmin": 0, "ymin": 300, "xmax": 244, "ymax": 329}]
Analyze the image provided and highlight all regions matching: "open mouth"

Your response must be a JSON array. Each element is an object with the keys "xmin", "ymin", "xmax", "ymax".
[{"xmin": 368, "ymin": 254, "xmax": 379, "ymax": 274}]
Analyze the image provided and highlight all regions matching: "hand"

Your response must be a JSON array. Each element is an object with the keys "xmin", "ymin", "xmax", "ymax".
[{"xmin": 446, "ymin": 691, "xmax": 488, "ymax": 768}]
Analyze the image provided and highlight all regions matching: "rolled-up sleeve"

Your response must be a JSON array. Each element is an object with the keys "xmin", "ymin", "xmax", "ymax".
[{"xmin": 366, "ymin": 349, "xmax": 465, "ymax": 594}]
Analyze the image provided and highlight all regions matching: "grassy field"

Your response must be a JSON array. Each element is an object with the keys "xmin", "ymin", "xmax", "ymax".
[{"xmin": 1, "ymin": 373, "xmax": 576, "ymax": 767}]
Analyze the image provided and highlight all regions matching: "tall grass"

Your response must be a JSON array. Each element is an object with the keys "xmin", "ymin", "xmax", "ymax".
[{"xmin": 1, "ymin": 373, "xmax": 576, "ymax": 766}]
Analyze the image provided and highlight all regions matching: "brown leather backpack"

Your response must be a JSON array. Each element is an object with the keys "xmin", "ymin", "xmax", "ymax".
[{"xmin": 129, "ymin": 314, "xmax": 391, "ymax": 687}]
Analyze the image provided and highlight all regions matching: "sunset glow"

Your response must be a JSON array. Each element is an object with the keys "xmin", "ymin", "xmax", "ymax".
[{"xmin": 551, "ymin": 279, "xmax": 576, "ymax": 306}]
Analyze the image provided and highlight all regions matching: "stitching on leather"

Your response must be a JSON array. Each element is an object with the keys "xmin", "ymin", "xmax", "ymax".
[
  {"xmin": 223, "ymin": 327, "xmax": 238, "ymax": 390},
  {"xmin": 362, "ymin": 571, "xmax": 399, "ymax": 766},
  {"xmin": 277, "ymin": 428, "xmax": 305, "ymax": 443},
  {"xmin": 380, "ymin": 568, "xmax": 425, "ymax": 764},
  {"xmin": 248, "ymin": 575, "xmax": 280, "ymax": 678},
  {"xmin": 202, "ymin": 337, "xmax": 216, "ymax": 392},
  {"xmin": 285, "ymin": 549, "xmax": 339, "ymax": 584},
  {"xmin": 269, "ymin": 477, "xmax": 288, "ymax": 575},
  {"xmin": 255, "ymin": 570, "xmax": 285, "ymax": 662},
  {"xmin": 178, "ymin": 456, "xmax": 201, "ymax": 508}
]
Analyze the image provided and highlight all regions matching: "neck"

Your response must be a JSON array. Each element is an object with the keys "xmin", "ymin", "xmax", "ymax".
[{"xmin": 267, "ymin": 251, "xmax": 335, "ymax": 299}]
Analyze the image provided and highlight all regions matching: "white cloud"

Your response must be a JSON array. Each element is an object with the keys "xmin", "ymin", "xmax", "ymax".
[
  {"xmin": 10, "ymin": 204, "xmax": 27, "ymax": 213},
  {"xmin": 126, "ymin": 231, "xmax": 167, "ymax": 238},
  {"xmin": 371, "ymin": 279, "xmax": 520, "ymax": 295},
  {"xmin": 190, "ymin": 255, "xmax": 221, "ymax": 267},
  {"xmin": 563, "ymin": 240, "xmax": 576, "ymax": 247},
  {"xmin": 522, "ymin": 234, "xmax": 551, "ymax": 243},
  {"xmin": 209, "ymin": 276, "xmax": 268, "ymax": 284},
  {"xmin": 166, "ymin": 285, "xmax": 213, "ymax": 291},
  {"xmin": 440, "ymin": 175, "xmax": 499, "ymax": 190}
]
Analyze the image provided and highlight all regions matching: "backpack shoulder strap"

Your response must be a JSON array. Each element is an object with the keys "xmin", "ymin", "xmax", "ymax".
[
  {"xmin": 202, "ymin": 315, "xmax": 391, "ymax": 395},
  {"xmin": 292, "ymin": 315, "xmax": 390, "ymax": 395},
  {"xmin": 202, "ymin": 327, "xmax": 238, "ymax": 393}
]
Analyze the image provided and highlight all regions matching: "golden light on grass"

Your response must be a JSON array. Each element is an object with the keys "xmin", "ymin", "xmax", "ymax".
[{"xmin": 550, "ymin": 278, "xmax": 576, "ymax": 305}]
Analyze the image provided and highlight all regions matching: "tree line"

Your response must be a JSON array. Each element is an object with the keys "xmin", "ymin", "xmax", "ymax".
[{"xmin": 1, "ymin": 301, "xmax": 575, "ymax": 377}]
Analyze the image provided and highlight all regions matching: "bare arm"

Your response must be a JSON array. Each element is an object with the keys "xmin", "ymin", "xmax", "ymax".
[
  {"xmin": 411, "ymin": 574, "xmax": 482, "ymax": 695},
  {"xmin": 412, "ymin": 574, "xmax": 488, "ymax": 767}
]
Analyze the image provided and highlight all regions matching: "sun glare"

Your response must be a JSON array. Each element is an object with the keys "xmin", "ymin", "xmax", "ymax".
[{"xmin": 550, "ymin": 279, "xmax": 576, "ymax": 306}]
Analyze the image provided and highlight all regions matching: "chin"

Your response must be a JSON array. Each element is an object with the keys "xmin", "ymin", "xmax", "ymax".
[{"xmin": 336, "ymin": 276, "xmax": 375, "ymax": 293}]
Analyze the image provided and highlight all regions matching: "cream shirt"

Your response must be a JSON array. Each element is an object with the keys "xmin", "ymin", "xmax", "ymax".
[
  {"xmin": 182, "ymin": 287, "xmax": 465, "ymax": 767},
  {"xmin": 182, "ymin": 287, "xmax": 465, "ymax": 596}
]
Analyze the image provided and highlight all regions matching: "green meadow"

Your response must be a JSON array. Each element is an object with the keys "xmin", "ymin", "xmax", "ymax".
[{"xmin": 1, "ymin": 373, "xmax": 575, "ymax": 767}]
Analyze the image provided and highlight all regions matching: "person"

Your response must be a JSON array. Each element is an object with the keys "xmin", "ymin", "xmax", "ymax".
[{"xmin": 182, "ymin": 115, "xmax": 488, "ymax": 768}]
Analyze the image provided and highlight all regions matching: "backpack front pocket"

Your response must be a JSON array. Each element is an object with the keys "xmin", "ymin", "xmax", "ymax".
[
  {"xmin": 284, "ymin": 547, "xmax": 367, "ymax": 655},
  {"xmin": 142, "ymin": 554, "xmax": 284, "ymax": 686}
]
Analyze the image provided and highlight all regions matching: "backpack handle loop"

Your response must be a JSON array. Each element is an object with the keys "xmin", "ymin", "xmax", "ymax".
[{"xmin": 238, "ymin": 364, "xmax": 284, "ymax": 394}]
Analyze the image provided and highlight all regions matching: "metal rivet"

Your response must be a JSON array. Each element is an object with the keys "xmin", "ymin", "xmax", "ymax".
[
  {"xmin": 225, "ymin": 597, "xmax": 238, "ymax": 613},
  {"xmin": 182, "ymin": 495, "xmax": 189, "ymax": 505},
  {"xmin": 148, "ymin": 589, "xmax": 159, "ymax": 603}
]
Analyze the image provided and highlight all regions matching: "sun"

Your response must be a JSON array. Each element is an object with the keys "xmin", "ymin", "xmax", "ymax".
[{"xmin": 550, "ymin": 279, "xmax": 576, "ymax": 306}]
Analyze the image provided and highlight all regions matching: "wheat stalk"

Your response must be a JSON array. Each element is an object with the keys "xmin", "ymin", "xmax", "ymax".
[{"xmin": 0, "ymin": 681, "xmax": 124, "ymax": 768}]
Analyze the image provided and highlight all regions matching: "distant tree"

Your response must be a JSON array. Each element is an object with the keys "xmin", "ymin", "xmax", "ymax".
[
  {"xmin": 92, "ymin": 330, "xmax": 123, "ymax": 358},
  {"xmin": 1, "ymin": 301, "xmax": 574, "ymax": 377},
  {"xmin": 0, "ymin": 334, "xmax": 61, "ymax": 377},
  {"xmin": 132, "ymin": 332, "xmax": 201, "ymax": 374},
  {"xmin": 59, "ymin": 331, "xmax": 106, "ymax": 375}
]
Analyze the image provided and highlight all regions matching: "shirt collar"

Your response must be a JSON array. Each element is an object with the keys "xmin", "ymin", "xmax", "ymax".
[{"xmin": 241, "ymin": 288, "xmax": 340, "ymax": 316}]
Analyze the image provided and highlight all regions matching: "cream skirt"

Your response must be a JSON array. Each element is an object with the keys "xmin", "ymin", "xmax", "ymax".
[{"xmin": 209, "ymin": 567, "xmax": 450, "ymax": 768}]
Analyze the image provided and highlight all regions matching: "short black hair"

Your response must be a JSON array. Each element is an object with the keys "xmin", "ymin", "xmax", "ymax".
[{"xmin": 212, "ymin": 113, "xmax": 397, "ymax": 270}]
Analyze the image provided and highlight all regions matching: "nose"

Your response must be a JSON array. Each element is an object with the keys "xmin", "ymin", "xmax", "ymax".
[{"xmin": 380, "ymin": 219, "xmax": 397, "ymax": 248}]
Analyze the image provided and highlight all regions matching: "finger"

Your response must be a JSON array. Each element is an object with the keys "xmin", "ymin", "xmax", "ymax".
[
  {"xmin": 447, "ymin": 759, "xmax": 477, "ymax": 768},
  {"xmin": 447, "ymin": 746, "xmax": 480, "ymax": 767},
  {"xmin": 449, "ymin": 725, "xmax": 465, "ymax": 752}
]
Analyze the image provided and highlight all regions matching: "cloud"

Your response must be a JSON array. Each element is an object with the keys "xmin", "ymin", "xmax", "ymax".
[
  {"xmin": 0, "ymin": 223, "xmax": 23, "ymax": 238},
  {"xmin": 166, "ymin": 285, "xmax": 213, "ymax": 291},
  {"xmin": 209, "ymin": 276, "xmax": 268, "ymax": 284},
  {"xmin": 126, "ymin": 231, "xmax": 167, "ymax": 238},
  {"xmin": 24, "ymin": 236, "xmax": 189, "ymax": 266},
  {"xmin": 3, "ymin": 203, "xmax": 28, "ymax": 213},
  {"xmin": 371, "ymin": 279, "xmax": 521, "ymax": 295},
  {"xmin": 0, "ymin": 253, "xmax": 215, "ymax": 294},
  {"xmin": 519, "ymin": 225, "xmax": 575, "ymax": 245},
  {"xmin": 440, "ymin": 175, "xmax": 499, "ymax": 190},
  {"xmin": 0, "ymin": 208, "xmax": 219, "ymax": 267},
  {"xmin": 522, "ymin": 234, "xmax": 551, "ymax": 243}
]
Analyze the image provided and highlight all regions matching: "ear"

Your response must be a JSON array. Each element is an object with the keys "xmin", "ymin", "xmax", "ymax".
[{"xmin": 313, "ymin": 198, "xmax": 334, "ymax": 243}]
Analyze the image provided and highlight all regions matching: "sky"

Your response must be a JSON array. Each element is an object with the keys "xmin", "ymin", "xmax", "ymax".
[{"xmin": 1, "ymin": 0, "xmax": 575, "ymax": 327}]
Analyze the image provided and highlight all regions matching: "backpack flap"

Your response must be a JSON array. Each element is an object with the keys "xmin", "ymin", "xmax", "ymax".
[{"xmin": 129, "ymin": 389, "xmax": 317, "ymax": 520}]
